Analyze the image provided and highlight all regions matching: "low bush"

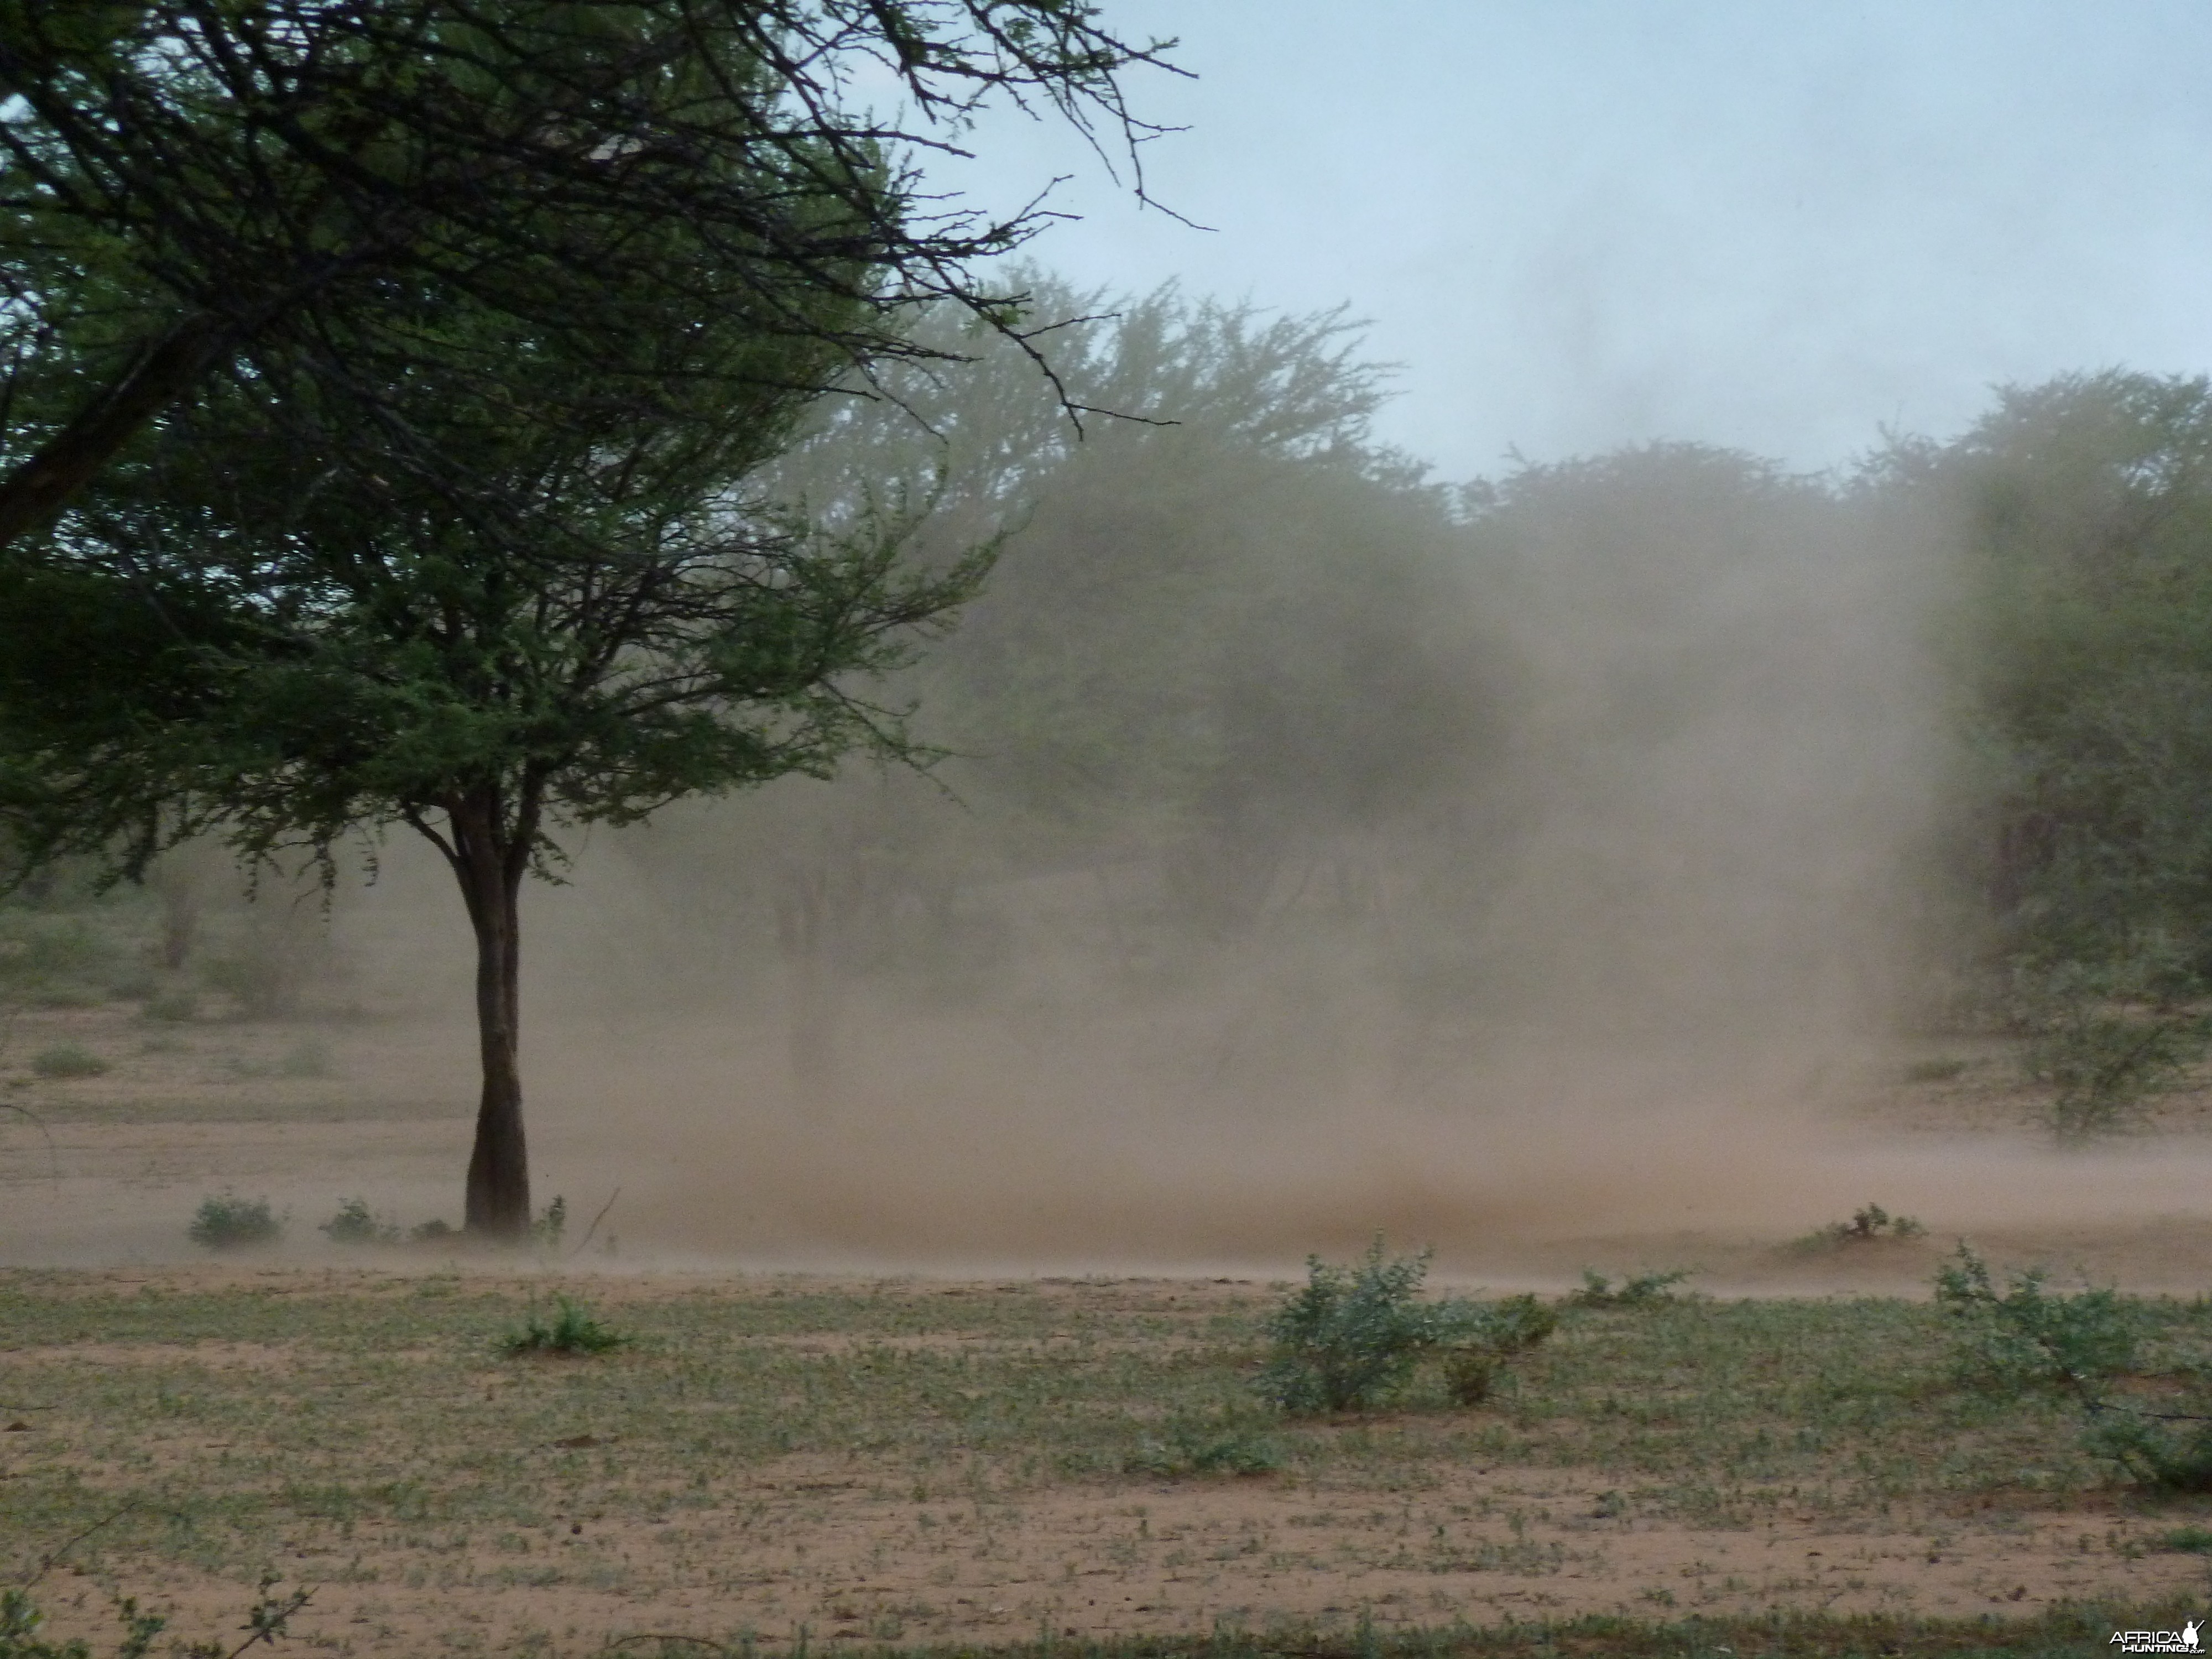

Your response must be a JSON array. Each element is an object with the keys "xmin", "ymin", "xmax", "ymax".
[
  {"xmin": 2084, "ymin": 1409, "xmax": 2212, "ymax": 1494},
  {"xmin": 503, "ymin": 1294, "xmax": 629, "ymax": 1357},
  {"xmin": 317, "ymin": 1198, "xmax": 400, "ymax": 1246},
  {"xmin": 410, "ymin": 1218, "xmax": 455, "ymax": 1243},
  {"xmin": 1789, "ymin": 1204, "xmax": 1923, "ymax": 1253},
  {"xmin": 1566, "ymin": 1267, "xmax": 1696, "ymax": 1307},
  {"xmin": 1932, "ymin": 1241, "xmax": 2138, "ymax": 1394},
  {"xmin": 1, "ymin": 1573, "xmax": 306, "ymax": 1658},
  {"xmin": 29, "ymin": 1044, "xmax": 108, "ymax": 1079},
  {"xmin": 1253, "ymin": 1239, "xmax": 1556, "ymax": 1413},
  {"xmin": 186, "ymin": 1192, "xmax": 283, "ymax": 1251},
  {"xmin": 531, "ymin": 1193, "xmax": 567, "ymax": 1251},
  {"xmin": 2021, "ymin": 999, "xmax": 2210, "ymax": 1143},
  {"xmin": 1443, "ymin": 1293, "xmax": 1559, "ymax": 1405},
  {"xmin": 1124, "ymin": 1410, "xmax": 1284, "ymax": 1477},
  {"xmin": 1253, "ymin": 1240, "xmax": 1448, "ymax": 1413},
  {"xmin": 140, "ymin": 988, "xmax": 197, "ymax": 1024}
]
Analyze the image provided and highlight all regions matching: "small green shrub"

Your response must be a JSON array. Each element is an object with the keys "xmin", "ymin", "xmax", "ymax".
[
  {"xmin": 1442, "ymin": 1294, "xmax": 1559, "ymax": 1405},
  {"xmin": 1254, "ymin": 1240, "xmax": 1451, "ymax": 1413},
  {"xmin": 2154, "ymin": 1524, "xmax": 2212, "ymax": 1552},
  {"xmin": 0, "ymin": 1574, "xmax": 307, "ymax": 1659},
  {"xmin": 2022, "ymin": 1002, "xmax": 2210, "ymax": 1142},
  {"xmin": 1124, "ymin": 1411, "xmax": 1284, "ymax": 1477},
  {"xmin": 1252, "ymin": 1240, "xmax": 1554, "ymax": 1414},
  {"xmin": 2084, "ymin": 1410, "xmax": 2212, "ymax": 1494},
  {"xmin": 1566, "ymin": 1267, "xmax": 1696, "ymax": 1307},
  {"xmin": 503, "ymin": 1295, "xmax": 628, "ymax": 1357},
  {"xmin": 29, "ymin": 1044, "xmax": 108, "ymax": 1079},
  {"xmin": 0, "ymin": 1585, "xmax": 164, "ymax": 1659},
  {"xmin": 531, "ymin": 1193, "xmax": 567, "ymax": 1251},
  {"xmin": 1932, "ymin": 1242, "xmax": 2138, "ymax": 1394},
  {"xmin": 317, "ymin": 1198, "xmax": 400, "ymax": 1246},
  {"xmin": 140, "ymin": 988, "xmax": 198, "ymax": 1023},
  {"xmin": 186, "ymin": 1192, "xmax": 283, "ymax": 1251},
  {"xmin": 0, "ymin": 920, "xmax": 113, "ymax": 1000},
  {"xmin": 1788, "ymin": 1204, "xmax": 1925, "ymax": 1253},
  {"xmin": 409, "ymin": 1218, "xmax": 455, "ymax": 1243}
]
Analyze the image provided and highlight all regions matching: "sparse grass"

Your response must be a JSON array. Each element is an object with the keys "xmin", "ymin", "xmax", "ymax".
[
  {"xmin": 581, "ymin": 1604, "xmax": 2212, "ymax": 1658},
  {"xmin": 0, "ymin": 1271, "xmax": 2204, "ymax": 1647},
  {"xmin": 28, "ymin": 1043, "xmax": 109, "ymax": 1079},
  {"xmin": 502, "ymin": 1293, "xmax": 629, "ymax": 1355}
]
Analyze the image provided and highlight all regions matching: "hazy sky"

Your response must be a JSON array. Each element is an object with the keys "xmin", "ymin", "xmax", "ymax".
[{"xmin": 946, "ymin": 2, "xmax": 2212, "ymax": 484}]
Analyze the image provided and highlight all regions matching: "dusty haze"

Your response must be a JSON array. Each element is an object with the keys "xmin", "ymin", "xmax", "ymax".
[{"xmin": 93, "ymin": 436, "xmax": 2099, "ymax": 1285}]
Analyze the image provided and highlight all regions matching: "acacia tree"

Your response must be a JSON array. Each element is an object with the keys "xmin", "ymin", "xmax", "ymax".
[
  {"xmin": 0, "ymin": 1, "xmax": 1179, "ymax": 545},
  {"xmin": 0, "ymin": 4, "xmax": 1176, "ymax": 1238}
]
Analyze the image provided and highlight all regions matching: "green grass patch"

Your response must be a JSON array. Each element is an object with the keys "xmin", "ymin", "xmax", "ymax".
[{"xmin": 28, "ymin": 1043, "xmax": 109, "ymax": 1079}]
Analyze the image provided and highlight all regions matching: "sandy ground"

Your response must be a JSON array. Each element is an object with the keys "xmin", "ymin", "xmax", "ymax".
[
  {"xmin": 5, "ymin": 1270, "xmax": 2211, "ymax": 1653},
  {"xmin": 7, "ymin": 1004, "xmax": 2212, "ymax": 1650}
]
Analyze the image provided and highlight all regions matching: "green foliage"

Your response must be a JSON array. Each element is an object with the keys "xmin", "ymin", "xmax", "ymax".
[
  {"xmin": 28, "ymin": 1044, "xmax": 106, "ymax": 1079},
  {"xmin": 316, "ymin": 1199, "xmax": 399, "ymax": 1248},
  {"xmin": 1252, "ymin": 1241, "xmax": 1555, "ymax": 1414},
  {"xmin": 1441, "ymin": 1294, "xmax": 1560, "ymax": 1405},
  {"xmin": 409, "ymin": 1218, "xmax": 455, "ymax": 1244},
  {"xmin": 1790, "ymin": 1206, "xmax": 1925, "ymax": 1253},
  {"xmin": 531, "ymin": 1194, "xmax": 567, "ymax": 1252},
  {"xmin": 185, "ymin": 1192, "xmax": 281, "ymax": 1251},
  {"xmin": 2089, "ymin": 1410, "xmax": 2212, "ymax": 1494},
  {"xmin": 1254, "ymin": 1240, "xmax": 1450, "ymax": 1413},
  {"xmin": 0, "ymin": 1587, "xmax": 163, "ymax": 1659},
  {"xmin": 1932, "ymin": 1243, "xmax": 2138, "ymax": 1394},
  {"xmin": 0, "ymin": 1574, "xmax": 310, "ymax": 1659},
  {"xmin": 1928, "ymin": 1247, "xmax": 2212, "ymax": 1494},
  {"xmin": 0, "ymin": 918, "xmax": 115, "ymax": 1006},
  {"xmin": 1567, "ymin": 1268, "xmax": 1697, "ymax": 1307},
  {"xmin": 2154, "ymin": 1524, "xmax": 2212, "ymax": 1552},
  {"xmin": 1921, "ymin": 373, "xmax": 2212, "ymax": 1116},
  {"xmin": 139, "ymin": 988, "xmax": 196, "ymax": 1023},
  {"xmin": 2019, "ymin": 996, "xmax": 2210, "ymax": 1141},
  {"xmin": 503, "ymin": 1295, "xmax": 629, "ymax": 1357},
  {"xmin": 1123, "ymin": 1410, "xmax": 1285, "ymax": 1478}
]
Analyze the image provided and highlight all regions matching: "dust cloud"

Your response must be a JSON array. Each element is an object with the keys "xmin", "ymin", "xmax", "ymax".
[{"xmin": 226, "ymin": 434, "xmax": 2157, "ymax": 1288}]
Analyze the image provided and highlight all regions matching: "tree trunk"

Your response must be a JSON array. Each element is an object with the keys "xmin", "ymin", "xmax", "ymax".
[{"xmin": 449, "ymin": 794, "xmax": 531, "ymax": 1240}]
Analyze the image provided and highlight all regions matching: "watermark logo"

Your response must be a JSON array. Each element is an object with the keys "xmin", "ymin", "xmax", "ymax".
[{"xmin": 2111, "ymin": 1620, "xmax": 2202, "ymax": 1654}]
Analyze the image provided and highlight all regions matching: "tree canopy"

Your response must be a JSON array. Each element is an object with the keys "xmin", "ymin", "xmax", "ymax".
[{"xmin": 0, "ymin": 1, "xmax": 1180, "ymax": 545}]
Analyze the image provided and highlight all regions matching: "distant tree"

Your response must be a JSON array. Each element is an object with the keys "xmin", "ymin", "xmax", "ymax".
[
  {"xmin": 0, "ymin": 8, "xmax": 1178, "ymax": 1238},
  {"xmin": 673, "ymin": 281, "xmax": 1503, "ymax": 1101},
  {"xmin": 1907, "ymin": 372, "xmax": 2212, "ymax": 1133},
  {"xmin": 1928, "ymin": 373, "xmax": 2212, "ymax": 980}
]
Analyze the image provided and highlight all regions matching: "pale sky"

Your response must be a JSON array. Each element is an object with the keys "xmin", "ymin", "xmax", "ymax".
[{"xmin": 944, "ymin": 1, "xmax": 2212, "ymax": 483}]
